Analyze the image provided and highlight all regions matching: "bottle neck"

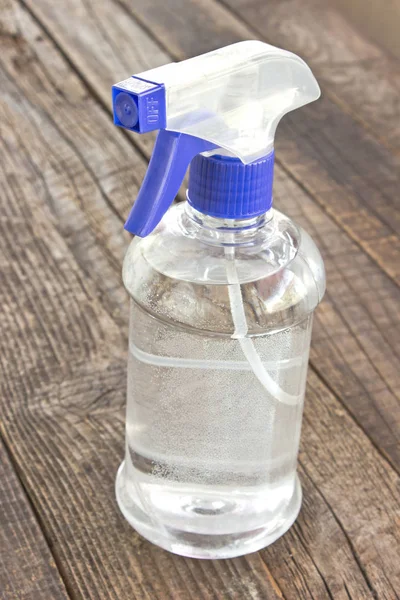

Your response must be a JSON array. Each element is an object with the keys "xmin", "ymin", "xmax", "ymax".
[{"xmin": 180, "ymin": 202, "xmax": 275, "ymax": 247}]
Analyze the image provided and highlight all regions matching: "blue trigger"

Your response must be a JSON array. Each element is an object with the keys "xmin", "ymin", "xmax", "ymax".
[{"xmin": 124, "ymin": 131, "xmax": 217, "ymax": 236}]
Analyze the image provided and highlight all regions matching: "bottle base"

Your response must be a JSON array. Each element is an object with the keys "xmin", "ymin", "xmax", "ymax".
[{"xmin": 115, "ymin": 461, "xmax": 302, "ymax": 559}]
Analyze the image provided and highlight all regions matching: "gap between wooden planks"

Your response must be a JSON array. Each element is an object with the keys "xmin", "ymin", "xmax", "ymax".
[
  {"xmin": 17, "ymin": 0, "xmax": 400, "ymax": 469},
  {"xmin": 0, "ymin": 438, "xmax": 70, "ymax": 599},
  {"xmin": 0, "ymin": 0, "xmax": 399, "ymax": 598}
]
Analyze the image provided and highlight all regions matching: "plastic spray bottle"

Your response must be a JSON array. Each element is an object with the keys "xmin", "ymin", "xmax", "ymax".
[{"xmin": 112, "ymin": 41, "xmax": 325, "ymax": 559}]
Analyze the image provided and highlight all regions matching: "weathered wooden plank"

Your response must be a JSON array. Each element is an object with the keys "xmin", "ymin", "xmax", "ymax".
[
  {"xmin": 0, "ymin": 0, "xmax": 146, "ymax": 329},
  {"xmin": 13, "ymin": 0, "xmax": 400, "ymax": 469},
  {"xmin": 1, "ymin": 1, "xmax": 399, "ymax": 598},
  {"xmin": 221, "ymin": 0, "xmax": 400, "ymax": 151},
  {"xmin": 0, "ymin": 439, "xmax": 70, "ymax": 600},
  {"xmin": 266, "ymin": 361, "xmax": 400, "ymax": 599}
]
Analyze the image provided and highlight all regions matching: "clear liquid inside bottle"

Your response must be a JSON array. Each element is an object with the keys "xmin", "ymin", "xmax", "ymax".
[{"xmin": 116, "ymin": 203, "xmax": 325, "ymax": 558}]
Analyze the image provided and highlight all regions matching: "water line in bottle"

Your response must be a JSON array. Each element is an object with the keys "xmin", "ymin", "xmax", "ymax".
[
  {"xmin": 129, "ymin": 340, "xmax": 303, "ymax": 371},
  {"xmin": 224, "ymin": 246, "xmax": 301, "ymax": 406}
]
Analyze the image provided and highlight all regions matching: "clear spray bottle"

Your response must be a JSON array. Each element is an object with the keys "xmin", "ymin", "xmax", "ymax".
[{"xmin": 112, "ymin": 41, "xmax": 325, "ymax": 559}]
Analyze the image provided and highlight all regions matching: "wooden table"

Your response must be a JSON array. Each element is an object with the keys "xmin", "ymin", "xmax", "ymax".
[{"xmin": 1, "ymin": 0, "xmax": 399, "ymax": 597}]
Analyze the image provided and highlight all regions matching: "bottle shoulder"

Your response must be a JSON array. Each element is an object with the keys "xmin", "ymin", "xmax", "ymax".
[{"xmin": 123, "ymin": 204, "xmax": 325, "ymax": 335}]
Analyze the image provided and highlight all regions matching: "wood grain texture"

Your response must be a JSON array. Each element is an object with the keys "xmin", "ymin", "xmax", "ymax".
[
  {"xmin": 221, "ymin": 0, "xmax": 400, "ymax": 151},
  {"xmin": 267, "ymin": 369, "xmax": 400, "ymax": 599},
  {"xmin": 16, "ymin": 0, "xmax": 400, "ymax": 470},
  {"xmin": 0, "ymin": 439, "xmax": 70, "ymax": 600},
  {"xmin": 1, "ymin": 1, "xmax": 400, "ymax": 599}
]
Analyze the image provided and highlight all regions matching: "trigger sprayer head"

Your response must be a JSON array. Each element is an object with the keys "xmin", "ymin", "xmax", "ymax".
[{"xmin": 112, "ymin": 41, "xmax": 320, "ymax": 236}]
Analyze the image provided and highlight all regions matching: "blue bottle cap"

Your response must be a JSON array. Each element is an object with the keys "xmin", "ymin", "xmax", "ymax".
[{"xmin": 188, "ymin": 152, "xmax": 275, "ymax": 219}]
